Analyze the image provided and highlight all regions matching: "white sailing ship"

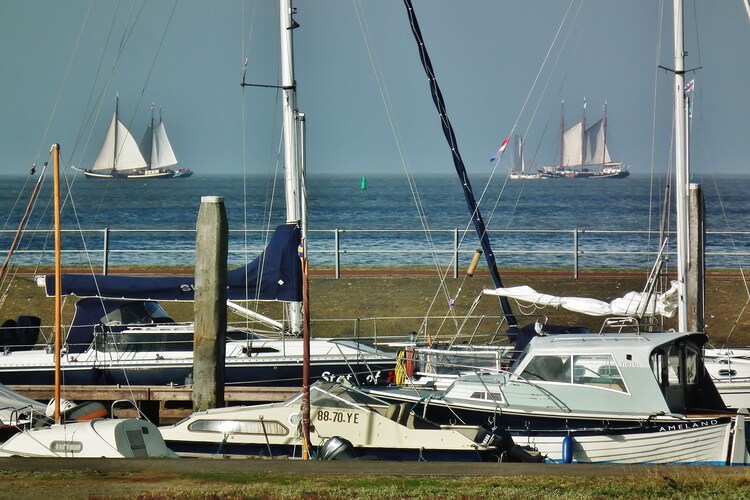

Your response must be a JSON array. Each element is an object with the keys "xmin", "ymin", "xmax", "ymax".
[
  {"xmin": 74, "ymin": 97, "xmax": 191, "ymax": 180},
  {"xmin": 536, "ymin": 101, "xmax": 629, "ymax": 179}
]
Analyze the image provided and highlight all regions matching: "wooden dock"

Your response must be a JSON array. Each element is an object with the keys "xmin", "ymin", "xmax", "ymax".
[{"xmin": 9, "ymin": 385, "xmax": 300, "ymax": 424}]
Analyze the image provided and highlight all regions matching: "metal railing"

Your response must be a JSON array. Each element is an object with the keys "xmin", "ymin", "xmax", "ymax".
[{"xmin": 2, "ymin": 227, "xmax": 749, "ymax": 278}]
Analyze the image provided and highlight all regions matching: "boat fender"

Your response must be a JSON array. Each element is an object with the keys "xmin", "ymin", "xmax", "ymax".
[{"xmin": 562, "ymin": 435, "xmax": 573, "ymax": 463}]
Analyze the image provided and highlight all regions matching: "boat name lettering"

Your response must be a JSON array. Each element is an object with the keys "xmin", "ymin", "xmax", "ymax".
[
  {"xmin": 321, "ymin": 370, "xmax": 381, "ymax": 385},
  {"xmin": 620, "ymin": 362, "xmax": 640, "ymax": 367},
  {"xmin": 179, "ymin": 284, "xmax": 195, "ymax": 292},
  {"xmin": 316, "ymin": 410, "xmax": 359, "ymax": 424},
  {"xmin": 658, "ymin": 419, "xmax": 718, "ymax": 432}
]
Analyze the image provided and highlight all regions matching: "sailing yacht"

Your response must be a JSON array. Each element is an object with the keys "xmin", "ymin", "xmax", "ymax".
[
  {"xmin": 141, "ymin": 104, "xmax": 192, "ymax": 179},
  {"xmin": 359, "ymin": 0, "xmax": 750, "ymax": 465},
  {"xmin": 74, "ymin": 98, "xmax": 189, "ymax": 180},
  {"xmin": 507, "ymin": 135, "xmax": 549, "ymax": 180},
  {"xmin": 536, "ymin": 100, "xmax": 629, "ymax": 179}
]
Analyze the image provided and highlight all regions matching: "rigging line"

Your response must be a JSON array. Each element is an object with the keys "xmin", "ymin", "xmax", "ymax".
[
  {"xmin": 480, "ymin": 2, "xmax": 586, "ymax": 252},
  {"xmin": 33, "ymin": 0, "xmax": 94, "ymax": 167},
  {"xmin": 124, "ymin": 1, "xmax": 175, "ymax": 152},
  {"xmin": 501, "ymin": 0, "xmax": 579, "ymax": 163},
  {"xmin": 522, "ymin": 2, "xmax": 581, "ymax": 169},
  {"xmin": 402, "ymin": 0, "xmax": 518, "ymax": 331},
  {"xmin": 240, "ymin": 0, "xmax": 258, "ymax": 279},
  {"xmin": 351, "ymin": 0, "xmax": 456, "ymax": 321},
  {"xmin": 646, "ymin": 0, "xmax": 666, "ymax": 268},
  {"xmin": 136, "ymin": 1, "xmax": 179, "ymax": 105},
  {"xmin": 706, "ymin": 173, "xmax": 750, "ymax": 297}
]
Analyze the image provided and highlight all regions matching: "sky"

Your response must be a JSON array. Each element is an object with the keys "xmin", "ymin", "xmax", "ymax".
[{"xmin": 1, "ymin": 0, "xmax": 749, "ymax": 177}]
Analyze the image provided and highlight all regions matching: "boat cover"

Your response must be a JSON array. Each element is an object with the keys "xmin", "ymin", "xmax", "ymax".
[
  {"xmin": 44, "ymin": 224, "xmax": 302, "ymax": 303},
  {"xmin": 484, "ymin": 281, "xmax": 678, "ymax": 318}
]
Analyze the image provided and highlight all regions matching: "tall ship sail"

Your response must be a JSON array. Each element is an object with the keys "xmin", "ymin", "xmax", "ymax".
[
  {"xmin": 75, "ymin": 98, "xmax": 191, "ymax": 179},
  {"xmin": 535, "ymin": 100, "xmax": 629, "ymax": 179}
]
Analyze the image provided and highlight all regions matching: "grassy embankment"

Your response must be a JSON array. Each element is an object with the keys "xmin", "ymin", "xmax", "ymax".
[{"xmin": 3, "ymin": 267, "xmax": 750, "ymax": 346}]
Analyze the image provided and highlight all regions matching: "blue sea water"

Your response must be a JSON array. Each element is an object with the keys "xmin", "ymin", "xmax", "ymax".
[{"xmin": 1, "ymin": 173, "xmax": 749, "ymax": 271}]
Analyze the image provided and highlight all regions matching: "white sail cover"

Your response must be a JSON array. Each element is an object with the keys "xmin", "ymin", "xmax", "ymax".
[
  {"xmin": 150, "ymin": 121, "xmax": 178, "ymax": 169},
  {"xmin": 584, "ymin": 119, "xmax": 612, "ymax": 165},
  {"xmin": 483, "ymin": 281, "xmax": 678, "ymax": 318},
  {"xmin": 0, "ymin": 383, "xmax": 46, "ymax": 424},
  {"xmin": 91, "ymin": 113, "xmax": 148, "ymax": 172},
  {"xmin": 561, "ymin": 122, "xmax": 583, "ymax": 167}
]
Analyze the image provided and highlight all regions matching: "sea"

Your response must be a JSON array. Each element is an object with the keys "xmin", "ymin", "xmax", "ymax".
[{"xmin": 1, "ymin": 173, "xmax": 749, "ymax": 272}]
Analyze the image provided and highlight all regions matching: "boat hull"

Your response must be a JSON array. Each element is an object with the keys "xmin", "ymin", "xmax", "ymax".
[
  {"xmin": 0, "ymin": 419, "xmax": 177, "ymax": 458},
  {"xmin": 159, "ymin": 383, "xmax": 509, "ymax": 462},
  {"xmin": 514, "ymin": 417, "xmax": 742, "ymax": 465},
  {"xmin": 0, "ymin": 352, "xmax": 395, "ymax": 387},
  {"xmin": 78, "ymin": 168, "xmax": 175, "ymax": 179}
]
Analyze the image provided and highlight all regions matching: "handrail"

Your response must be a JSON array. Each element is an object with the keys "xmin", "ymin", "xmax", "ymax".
[{"xmin": 2, "ymin": 227, "xmax": 750, "ymax": 278}]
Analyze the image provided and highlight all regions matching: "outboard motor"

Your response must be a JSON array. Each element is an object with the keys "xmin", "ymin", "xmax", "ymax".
[
  {"xmin": 319, "ymin": 436, "xmax": 358, "ymax": 460},
  {"xmin": 319, "ymin": 436, "xmax": 379, "ymax": 461},
  {"xmin": 478, "ymin": 428, "xmax": 545, "ymax": 463}
]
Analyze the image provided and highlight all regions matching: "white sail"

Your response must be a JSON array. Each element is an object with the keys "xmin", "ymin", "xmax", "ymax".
[
  {"xmin": 510, "ymin": 135, "xmax": 524, "ymax": 173},
  {"xmin": 584, "ymin": 119, "xmax": 612, "ymax": 165},
  {"xmin": 139, "ymin": 122, "xmax": 153, "ymax": 168},
  {"xmin": 150, "ymin": 121, "xmax": 178, "ymax": 169},
  {"xmin": 91, "ymin": 113, "xmax": 148, "ymax": 172},
  {"xmin": 561, "ymin": 122, "xmax": 583, "ymax": 167}
]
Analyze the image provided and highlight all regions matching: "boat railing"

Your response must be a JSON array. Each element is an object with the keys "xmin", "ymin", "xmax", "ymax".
[{"xmin": 3, "ymin": 227, "xmax": 750, "ymax": 278}]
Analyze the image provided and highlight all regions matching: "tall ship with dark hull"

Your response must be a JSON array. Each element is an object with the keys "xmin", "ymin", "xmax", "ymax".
[{"xmin": 534, "ymin": 100, "xmax": 629, "ymax": 179}]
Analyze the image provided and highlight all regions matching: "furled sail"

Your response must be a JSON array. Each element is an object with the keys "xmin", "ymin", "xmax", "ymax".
[
  {"xmin": 483, "ymin": 281, "xmax": 678, "ymax": 318},
  {"xmin": 43, "ymin": 224, "xmax": 302, "ymax": 303},
  {"xmin": 91, "ymin": 113, "xmax": 148, "ymax": 172},
  {"xmin": 561, "ymin": 122, "xmax": 583, "ymax": 167}
]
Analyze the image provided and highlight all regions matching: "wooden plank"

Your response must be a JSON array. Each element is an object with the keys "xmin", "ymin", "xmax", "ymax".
[{"xmin": 9, "ymin": 385, "xmax": 299, "ymax": 403}]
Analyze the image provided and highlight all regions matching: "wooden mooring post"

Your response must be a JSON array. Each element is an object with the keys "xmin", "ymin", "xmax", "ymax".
[{"xmin": 192, "ymin": 195, "xmax": 228, "ymax": 411}]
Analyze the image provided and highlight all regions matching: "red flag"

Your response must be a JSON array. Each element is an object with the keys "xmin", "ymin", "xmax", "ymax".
[{"xmin": 490, "ymin": 136, "xmax": 510, "ymax": 162}]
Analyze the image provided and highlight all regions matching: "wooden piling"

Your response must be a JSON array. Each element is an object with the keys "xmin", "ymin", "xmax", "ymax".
[{"xmin": 192, "ymin": 195, "xmax": 228, "ymax": 411}]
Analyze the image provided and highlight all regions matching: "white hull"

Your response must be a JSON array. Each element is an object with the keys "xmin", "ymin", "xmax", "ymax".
[
  {"xmin": 160, "ymin": 382, "xmax": 507, "ymax": 461},
  {"xmin": 76, "ymin": 168, "xmax": 175, "ymax": 179},
  {"xmin": 705, "ymin": 348, "xmax": 750, "ymax": 408},
  {"xmin": 0, "ymin": 418, "xmax": 177, "ymax": 458},
  {"xmin": 516, "ymin": 416, "xmax": 748, "ymax": 465}
]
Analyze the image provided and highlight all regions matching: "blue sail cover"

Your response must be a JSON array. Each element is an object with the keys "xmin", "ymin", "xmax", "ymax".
[{"xmin": 45, "ymin": 224, "xmax": 303, "ymax": 302}]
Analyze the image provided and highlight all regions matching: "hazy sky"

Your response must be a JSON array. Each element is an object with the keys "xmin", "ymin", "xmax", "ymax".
[{"xmin": 1, "ymin": 1, "xmax": 749, "ymax": 177}]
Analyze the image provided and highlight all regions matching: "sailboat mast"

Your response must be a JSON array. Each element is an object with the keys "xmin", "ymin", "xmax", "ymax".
[
  {"xmin": 113, "ymin": 95, "xmax": 119, "ymax": 173},
  {"xmin": 51, "ymin": 143, "xmax": 62, "ymax": 423},
  {"xmin": 279, "ymin": 0, "xmax": 309, "ymax": 456},
  {"xmin": 581, "ymin": 98, "xmax": 587, "ymax": 167},
  {"xmin": 402, "ymin": 0, "xmax": 518, "ymax": 333},
  {"xmin": 559, "ymin": 100, "xmax": 565, "ymax": 169},
  {"xmin": 279, "ymin": 0, "xmax": 303, "ymax": 336},
  {"xmin": 602, "ymin": 101, "xmax": 608, "ymax": 165},
  {"xmin": 673, "ymin": 0, "xmax": 690, "ymax": 332}
]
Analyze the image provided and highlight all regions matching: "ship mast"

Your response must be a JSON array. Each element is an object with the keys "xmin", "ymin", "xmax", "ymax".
[{"xmin": 673, "ymin": 0, "xmax": 689, "ymax": 332}]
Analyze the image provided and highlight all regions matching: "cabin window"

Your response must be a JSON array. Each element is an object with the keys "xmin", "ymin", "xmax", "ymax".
[
  {"xmin": 100, "ymin": 301, "xmax": 173, "ymax": 325},
  {"xmin": 667, "ymin": 345, "xmax": 681, "ymax": 384},
  {"xmin": 188, "ymin": 419, "xmax": 289, "ymax": 436},
  {"xmin": 685, "ymin": 345, "xmax": 699, "ymax": 384},
  {"xmin": 572, "ymin": 354, "xmax": 626, "ymax": 392},
  {"xmin": 468, "ymin": 391, "xmax": 505, "ymax": 403},
  {"xmin": 650, "ymin": 349, "xmax": 666, "ymax": 387},
  {"xmin": 520, "ymin": 355, "xmax": 570, "ymax": 383}
]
